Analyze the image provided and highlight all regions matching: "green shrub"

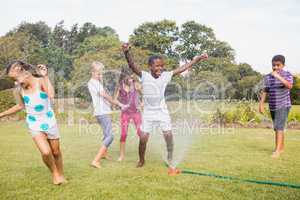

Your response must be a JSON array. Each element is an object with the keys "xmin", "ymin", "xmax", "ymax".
[
  {"xmin": 0, "ymin": 78, "xmax": 14, "ymax": 91},
  {"xmin": 210, "ymin": 101, "xmax": 264, "ymax": 125},
  {"xmin": 0, "ymin": 89, "xmax": 16, "ymax": 112},
  {"xmin": 288, "ymin": 111, "xmax": 300, "ymax": 122}
]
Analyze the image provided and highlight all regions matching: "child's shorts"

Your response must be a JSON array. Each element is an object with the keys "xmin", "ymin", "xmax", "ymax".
[
  {"xmin": 29, "ymin": 125, "xmax": 60, "ymax": 139},
  {"xmin": 270, "ymin": 107, "xmax": 290, "ymax": 131},
  {"xmin": 141, "ymin": 113, "xmax": 172, "ymax": 133}
]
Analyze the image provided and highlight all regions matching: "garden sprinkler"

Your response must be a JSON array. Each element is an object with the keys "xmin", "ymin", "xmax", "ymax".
[
  {"xmin": 165, "ymin": 161, "xmax": 181, "ymax": 176},
  {"xmin": 168, "ymin": 167, "xmax": 181, "ymax": 176}
]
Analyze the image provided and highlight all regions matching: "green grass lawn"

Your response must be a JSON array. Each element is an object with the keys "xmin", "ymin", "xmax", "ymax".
[{"xmin": 0, "ymin": 122, "xmax": 300, "ymax": 200}]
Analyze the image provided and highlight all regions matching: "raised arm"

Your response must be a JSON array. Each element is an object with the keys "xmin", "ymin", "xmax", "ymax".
[
  {"xmin": 271, "ymin": 71, "xmax": 293, "ymax": 89},
  {"xmin": 122, "ymin": 43, "xmax": 142, "ymax": 77},
  {"xmin": 173, "ymin": 53, "xmax": 208, "ymax": 76},
  {"xmin": 37, "ymin": 64, "xmax": 55, "ymax": 99},
  {"xmin": 0, "ymin": 89, "xmax": 24, "ymax": 118}
]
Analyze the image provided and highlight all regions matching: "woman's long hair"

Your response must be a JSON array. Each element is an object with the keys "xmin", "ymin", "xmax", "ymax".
[
  {"xmin": 118, "ymin": 67, "xmax": 132, "ymax": 85},
  {"xmin": 6, "ymin": 60, "xmax": 43, "ymax": 77}
]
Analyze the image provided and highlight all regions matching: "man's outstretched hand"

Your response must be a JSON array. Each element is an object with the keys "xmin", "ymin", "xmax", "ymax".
[
  {"xmin": 194, "ymin": 53, "xmax": 209, "ymax": 62},
  {"xmin": 122, "ymin": 43, "xmax": 130, "ymax": 52}
]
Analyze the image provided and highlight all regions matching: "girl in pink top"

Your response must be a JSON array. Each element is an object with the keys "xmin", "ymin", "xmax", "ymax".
[{"xmin": 115, "ymin": 70, "xmax": 142, "ymax": 161}]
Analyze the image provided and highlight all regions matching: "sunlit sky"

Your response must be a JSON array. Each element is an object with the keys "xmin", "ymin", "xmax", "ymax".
[{"xmin": 1, "ymin": 0, "xmax": 299, "ymax": 74}]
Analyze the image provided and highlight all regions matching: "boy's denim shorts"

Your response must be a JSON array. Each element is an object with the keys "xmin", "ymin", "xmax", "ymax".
[{"xmin": 270, "ymin": 107, "xmax": 290, "ymax": 131}]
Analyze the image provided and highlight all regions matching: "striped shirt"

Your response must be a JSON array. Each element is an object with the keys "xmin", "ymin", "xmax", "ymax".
[{"xmin": 263, "ymin": 70, "xmax": 293, "ymax": 111}]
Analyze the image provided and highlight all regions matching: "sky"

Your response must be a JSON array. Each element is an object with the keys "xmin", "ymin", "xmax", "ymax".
[{"xmin": 1, "ymin": 0, "xmax": 299, "ymax": 74}]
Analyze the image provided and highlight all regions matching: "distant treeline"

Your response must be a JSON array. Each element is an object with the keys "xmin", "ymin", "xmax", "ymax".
[{"xmin": 0, "ymin": 20, "xmax": 299, "ymax": 103}]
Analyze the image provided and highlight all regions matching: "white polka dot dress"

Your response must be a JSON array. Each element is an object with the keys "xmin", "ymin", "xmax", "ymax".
[{"xmin": 22, "ymin": 89, "xmax": 57, "ymax": 132}]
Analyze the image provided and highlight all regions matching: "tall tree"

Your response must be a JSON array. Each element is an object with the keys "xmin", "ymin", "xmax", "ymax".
[
  {"xmin": 129, "ymin": 20, "xmax": 179, "ymax": 56},
  {"xmin": 7, "ymin": 21, "xmax": 51, "ymax": 46},
  {"xmin": 0, "ymin": 32, "xmax": 40, "ymax": 69},
  {"xmin": 52, "ymin": 21, "xmax": 69, "ymax": 49},
  {"xmin": 76, "ymin": 22, "xmax": 118, "ymax": 44},
  {"xmin": 176, "ymin": 21, "xmax": 234, "ymax": 61}
]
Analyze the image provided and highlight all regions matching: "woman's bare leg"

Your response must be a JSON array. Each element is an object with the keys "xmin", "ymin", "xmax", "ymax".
[
  {"xmin": 118, "ymin": 142, "xmax": 126, "ymax": 162},
  {"xmin": 32, "ymin": 133, "xmax": 63, "ymax": 185},
  {"xmin": 91, "ymin": 146, "xmax": 107, "ymax": 168},
  {"xmin": 48, "ymin": 139, "xmax": 66, "ymax": 182}
]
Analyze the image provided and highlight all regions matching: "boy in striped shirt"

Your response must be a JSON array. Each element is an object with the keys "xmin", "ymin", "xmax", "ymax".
[{"xmin": 259, "ymin": 55, "xmax": 293, "ymax": 158}]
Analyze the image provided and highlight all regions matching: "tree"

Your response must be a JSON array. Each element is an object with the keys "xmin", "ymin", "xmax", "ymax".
[
  {"xmin": 0, "ymin": 32, "xmax": 40, "ymax": 70},
  {"xmin": 74, "ymin": 35, "xmax": 121, "ymax": 57},
  {"xmin": 291, "ymin": 75, "xmax": 300, "ymax": 105},
  {"xmin": 51, "ymin": 21, "xmax": 69, "ymax": 49},
  {"xmin": 176, "ymin": 21, "xmax": 234, "ymax": 61},
  {"xmin": 77, "ymin": 23, "xmax": 117, "ymax": 43},
  {"xmin": 129, "ymin": 20, "xmax": 179, "ymax": 56},
  {"xmin": 7, "ymin": 21, "xmax": 51, "ymax": 46},
  {"xmin": 238, "ymin": 63, "xmax": 260, "ymax": 78},
  {"xmin": 236, "ymin": 75, "xmax": 262, "ymax": 100},
  {"xmin": 210, "ymin": 41, "xmax": 234, "ymax": 60},
  {"xmin": 33, "ymin": 44, "xmax": 73, "ymax": 79},
  {"xmin": 71, "ymin": 35, "xmax": 150, "ymax": 96},
  {"xmin": 65, "ymin": 24, "xmax": 79, "ymax": 54}
]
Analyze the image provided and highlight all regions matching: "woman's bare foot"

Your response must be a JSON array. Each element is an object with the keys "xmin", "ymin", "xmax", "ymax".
[
  {"xmin": 118, "ymin": 156, "xmax": 124, "ymax": 162},
  {"xmin": 102, "ymin": 155, "xmax": 113, "ymax": 161},
  {"xmin": 90, "ymin": 161, "xmax": 101, "ymax": 168},
  {"xmin": 273, "ymin": 150, "xmax": 284, "ymax": 153},
  {"xmin": 52, "ymin": 174, "xmax": 64, "ymax": 185},
  {"xmin": 136, "ymin": 160, "xmax": 145, "ymax": 168},
  {"xmin": 271, "ymin": 151, "xmax": 282, "ymax": 158},
  {"xmin": 61, "ymin": 176, "xmax": 68, "ymax": 184}
]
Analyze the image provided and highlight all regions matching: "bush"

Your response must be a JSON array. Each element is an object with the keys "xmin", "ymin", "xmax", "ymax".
[
  {"xmin": 288, "ymin": 111, "xmax": 300, "ymax": 122},
  {"xmin": 210, "ymin": 101, "xmax": 263, "ymax": 125},
  {"xmin": 0, "ymin": 89, "xmax": 16, "ymax": 112},
  {"xmin": 0, "ymin": 78, "xmax": 14, "ymax": 90}
]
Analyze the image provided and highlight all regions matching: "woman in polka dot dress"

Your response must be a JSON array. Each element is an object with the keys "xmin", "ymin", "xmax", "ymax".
[{"xmin": 0, "ymin": 61, "xmax": 66, "ymax": 185}]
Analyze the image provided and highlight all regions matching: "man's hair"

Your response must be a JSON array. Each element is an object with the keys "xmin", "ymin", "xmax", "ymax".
[
  {"xmin": 272, "ymin": 55, "xmax": 285, "ymax": 65},
  {"xmin": 148, "ymin": 55, "xmax": 163, "ymax": 66}
]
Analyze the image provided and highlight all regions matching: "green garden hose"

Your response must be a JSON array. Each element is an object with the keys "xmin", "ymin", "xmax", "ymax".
[
  {"xmin": 165, "ymin": 162, "xmax": 300, "ymax": 189},
  {"xmin": 181, "ymin": 169, "xmax": 300, "ymax": 189}
]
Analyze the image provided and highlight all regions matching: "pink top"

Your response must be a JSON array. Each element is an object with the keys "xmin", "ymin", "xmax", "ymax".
[{"xmin": 118, "ymin": 81, "xmax": 139, "ymax": 114}]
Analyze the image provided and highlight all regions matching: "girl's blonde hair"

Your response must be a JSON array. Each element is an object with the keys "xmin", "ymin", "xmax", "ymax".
[{"xmin": 91, "ymin": 61, "xmax": 105, "ymax": 72}]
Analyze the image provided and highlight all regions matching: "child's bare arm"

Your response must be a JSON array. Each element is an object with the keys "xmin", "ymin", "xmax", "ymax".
[
  {"xmin": 271, "ymin": 71, "xmax": 293, "ymax": 89},
  {"xmin": 135, "ymin": 82, "xmax": 144, "ymax": 109},
  {"xmin": 113, "ymin": 85, "xmax": 120, "ymax": 101},
  {"xmin": 259, "ymin": 91, "xmax": 267, "ymax": 113},
  {"xmin": 0, "ymin": 90, "xmax": 24, "ymax": 118},
  {"xmin": 173, "ymin": 54, "xmax": 208, "ymax": 76},
  {"xmin": 135, "ymin": 82, "xmax": 143, "ymax": 94},
  {"xmin": 99, "ymin": 90, "xmax": 127, "ymax": 110},
  {"xmin": 112, "ymin": 85, "xmax": 121, "ymax": 109},
  {"xmin": 122, "ymin": 43, "xmax": 142, "ymax": 77},
  {"xmin": 38, "ymin": 64, "xmax": 55, "ymax": 99}
]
